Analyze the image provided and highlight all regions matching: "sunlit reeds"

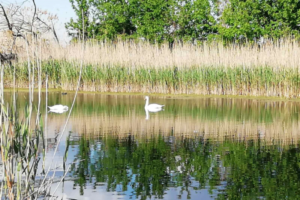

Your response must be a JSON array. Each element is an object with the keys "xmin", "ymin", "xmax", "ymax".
[
  {"xmin": 14, "ymin": 39, "xmax": 300, "ymax": 70},
  {"xmin": 2, "ymin": 38, "xmax": 299, "ymax": 97},
  {"xmin": 2, "ymin": 61, "xmax": 300, "ymax": 97}
]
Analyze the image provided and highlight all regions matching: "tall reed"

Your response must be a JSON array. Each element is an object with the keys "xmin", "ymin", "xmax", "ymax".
[
  {"xmin": 4, "ymin": 38, "xmax": 300, "ymax": 97},
  {"xmin": 3, "ymin": 60, "xmax": 300, "ymax": 97},
  {"xmin": 14, "ymin": 39, "xmax": 300, "ymax": 70}
]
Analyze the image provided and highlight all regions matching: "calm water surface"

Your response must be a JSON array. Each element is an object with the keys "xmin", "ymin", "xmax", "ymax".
[{"xmin": 5, "ymin": 91, "xmax": 300, "ymax": 199}]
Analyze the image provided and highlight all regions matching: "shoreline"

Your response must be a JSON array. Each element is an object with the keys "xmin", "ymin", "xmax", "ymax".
[{"xmin": 4, "ymin": 87, "xmax": 300, "ymax": 102}]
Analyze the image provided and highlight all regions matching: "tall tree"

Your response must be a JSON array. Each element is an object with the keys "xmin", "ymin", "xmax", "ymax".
[
  {"xmin": 91, "ymin": 0, "xmax": 136, "ymax": 40},
  {"xmin": 66, "ymin": 0, "xmax": 97, "ymax": 40},
  {"xmin": 174, "ymin": 0, "xmax": 218, "ymax": 42},
  {"xmin": 130, "ymin": 0, "xmax": 175, "ymax": 43},
  {"xmin": 66, "ymin": 0, "xmax": 300, "ymax": 43}
]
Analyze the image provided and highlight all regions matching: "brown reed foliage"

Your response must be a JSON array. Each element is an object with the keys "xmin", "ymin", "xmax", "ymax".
[{"xmin": 13, "ymin": 38, "xmax": 300, "ymax": 69}]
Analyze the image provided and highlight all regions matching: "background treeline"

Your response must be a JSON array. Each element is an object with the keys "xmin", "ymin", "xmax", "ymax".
[{"xmin": 66, "ymin": 0, "xmax": 300, "ymax": 43}]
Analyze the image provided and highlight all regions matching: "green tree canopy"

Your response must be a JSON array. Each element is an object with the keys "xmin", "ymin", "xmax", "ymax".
[
  {"xmin": 66, "ymin": 0, "xmax": 300, "ymax": 43},
  {"xmin": 130, "ymin": 0, "xmax": 175, "ymax": 43},
  {"xmin": 174, "ymin": 0, "xmax": 218, "ymax": 42},
  {"xmin": 91, "ymin": 0, "xmax": 136, "ymax": 40},
  {"xmin": 219, "ymin": 0, "xmax": 300, "ymax": 41},
  {"xmin": 65, "ymin": 0, "xmax": 95, "ymax": 39}
]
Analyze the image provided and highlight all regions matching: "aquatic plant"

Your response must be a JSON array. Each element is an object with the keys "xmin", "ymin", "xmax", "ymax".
[
  {"xmin": 3, "ymin": 60, "xmax": 300, "ymax": 97},
  {"xmin": 0, "ymin": 102, "xmax": 46, "ymax": 199}
]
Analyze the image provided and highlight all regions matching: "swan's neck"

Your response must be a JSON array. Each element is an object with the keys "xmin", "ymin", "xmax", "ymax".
[{"xmin": 145, "ymin": 98, "xmax": 149, "ymax": 108}]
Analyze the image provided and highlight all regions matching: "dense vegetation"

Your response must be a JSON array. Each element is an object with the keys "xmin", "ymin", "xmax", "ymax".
[
  {"xmin": 66, "ymin": 0, "xmax": 300, "ymax": 43},
  {"xmin": 5, "ymin": 60, "xmax": 300, "ymax": 97}
]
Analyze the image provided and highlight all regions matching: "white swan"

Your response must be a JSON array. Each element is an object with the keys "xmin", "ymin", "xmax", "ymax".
[
  {"xmin": 144, "ymin": 96, "xmax": 164, "ymax": 112},
  {"xmin": 48, "ymin": 104, "xmax": 69, "ymax": 114}
]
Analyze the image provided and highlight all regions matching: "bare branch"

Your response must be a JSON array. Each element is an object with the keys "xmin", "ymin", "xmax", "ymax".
[
  {"xmin": 51, "ymin": 21, "xmax": 59, "ymax": 44},
  {"xmin": 35, "ymin": 16, "xmax": 59, "ymax": 44},
  {"xmin": 31, "ymin": 0, "xmax": 36, "ymax": 28},
  {"xmin": 0, "ymin": 3, "xmax": 12, "ymax": 31},
  {"xmin": 0, "ymin": 1, "xmax": 60, "ymax": 57}
]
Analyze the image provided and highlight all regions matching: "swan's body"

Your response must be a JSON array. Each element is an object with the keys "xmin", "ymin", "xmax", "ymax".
[
  {"xmin": 144, "ymin": 96, "xmax": 164, "ymax": 112},
  {"xmin": 48, "ymin": 104, "xmax": 68, "ymax": 114}
]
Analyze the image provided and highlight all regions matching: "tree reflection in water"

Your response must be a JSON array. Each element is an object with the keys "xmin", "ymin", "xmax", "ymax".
[{"xmin": 69, "ymin": 135, "xmax": 300, "ymax": 199}]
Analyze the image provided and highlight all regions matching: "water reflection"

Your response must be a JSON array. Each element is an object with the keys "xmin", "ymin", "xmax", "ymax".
[
  {"xmin": 8, "ymin": 91, "xmax": 300, "ymax": 143},
  {"xmin": 145, "ymin": 108, "xmax": 149, "ymax": 120},
  {"xmin": 5, "ymin": 92, "xmax": 300, "ymax": 199},
  {"xmin": 145, "ymin": 108, "xmax": 163, "ymax": 120},
  {"xmin": 48, "ymin": 109, "xmax": 69, "ymax": 114},
  {"xmin": 68, "ymin": 135, "xmax": 300, "ymax": 200},
  {"xmin": 48, "ymin": 104, "xmax": 69, "ymax": 114}
]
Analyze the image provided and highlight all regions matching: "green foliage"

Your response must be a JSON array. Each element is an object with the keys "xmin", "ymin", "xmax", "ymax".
[
  {"xmin": 219, "ymin": 0, "xmax": 300, "ymax": 41},
  {"xmin": 0, "ymin": 101, "xmax": 45, "ymax": 198},
  {"xmin": 174, "ymin": 0, "xmax": 217, "ymax": 41},
  {"xmin": 5, "ymin": 61, "xmax": 300, "ymax": 97},
  {"xmin": 66, "ymin": 0, "xmax": 300, "ymax": 42},
  {"xmin": 66, "ymin": 0, "xmax": 97, "ymax": 39},
  {"xmin": 67, "ymin": 0, "xmax": 217, "ymax": 42},
  {"xmin": 130, "ymin": 0, "xmax": 175, "ymax": 43},
  {"xmin": 91, "ymin": 0, "xmax": 136, "ymax": 39}
]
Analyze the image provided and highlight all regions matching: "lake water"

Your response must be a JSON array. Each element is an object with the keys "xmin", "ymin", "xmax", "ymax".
[{"xmin": 4, "ymin": 91, "xmax": 300, "ymax": 199}]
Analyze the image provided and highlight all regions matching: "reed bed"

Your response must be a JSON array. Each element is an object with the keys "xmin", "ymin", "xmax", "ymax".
[
  {"xmin": 14, "ymin": 39, "xmax": 300, "ymax": 69},
  {"xmin": 4, "ymin": 39, "xmax": 300, "ymax": 97},
  {"xmin": 3, "ymin": 60, "xmax": 300, "ymax": 97}
]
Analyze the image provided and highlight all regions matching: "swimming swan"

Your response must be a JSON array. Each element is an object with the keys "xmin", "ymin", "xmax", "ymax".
[
  {"xmin": 144, "ymin": 96, "xmax": 164, "ymax": 112},
  {"xmin": 48, "ymin": 104, "xmax": 69, "ymax": 114}
]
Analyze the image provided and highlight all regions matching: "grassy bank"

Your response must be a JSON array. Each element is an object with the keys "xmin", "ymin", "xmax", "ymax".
[{"xmin": 4, "ymin": 60, "xmax": 300, "ymax": 97}]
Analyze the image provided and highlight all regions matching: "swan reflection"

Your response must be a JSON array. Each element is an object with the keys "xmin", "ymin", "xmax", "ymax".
[
  {"xmin": 48, "ymin": 104, "xmax": 69, "ymax": 114},
  {"xmin": 145, "ymin": 107, "xmax": 163, "ymax": 120}
]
